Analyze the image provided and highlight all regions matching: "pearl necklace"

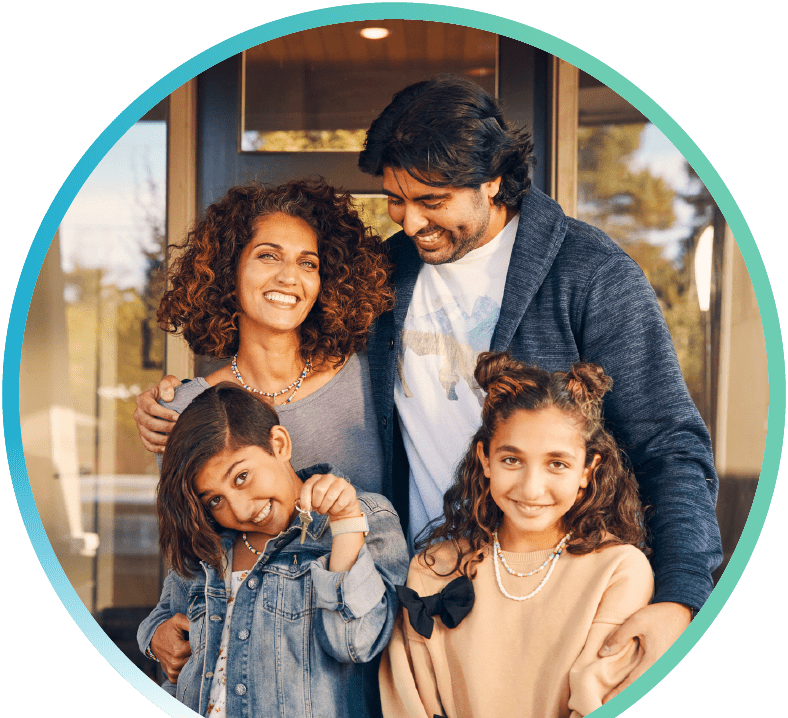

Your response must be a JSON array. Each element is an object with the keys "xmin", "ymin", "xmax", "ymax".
[
  {"xmin": 492, "ymin": 529, "xmax": 571, "ymax": 602},
  {"xmin": 231, "ymin": 355, "xmax": 312, "ymax": 404},
  {"xmin": 241, "ymin": 532, "xmax": 262, "ymax": 555}
]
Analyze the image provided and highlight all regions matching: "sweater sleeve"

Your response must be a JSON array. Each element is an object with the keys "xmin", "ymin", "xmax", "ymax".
[
  {"xmin": 379, "ymin": 612, "xmax": 445, "ymax": 718},
  {"xmin": 379, "ymin": 557, "xmax": 448, "ymax": 718},
  {"xmin": 567, "ymin": 549, "xmax": 655, "ymax": 717},
  {"xmin": 579, "ymin": 252, "xmax": 722, "ymax": 608}
]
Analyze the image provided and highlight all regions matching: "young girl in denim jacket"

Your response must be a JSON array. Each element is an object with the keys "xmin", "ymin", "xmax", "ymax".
[
  {"xmin": 138, "ymin": 383, "xmax": 409, "ymax": 718},
  {"xmin": 380, "ymin": 352, "xmax": 663, "ymax": 718}
]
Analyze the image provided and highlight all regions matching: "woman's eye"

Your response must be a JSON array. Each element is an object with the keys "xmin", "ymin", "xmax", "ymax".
[
  {"xmin": 548, "ymin": 461, "xmax": 568, "ymax": 470},
  {"xmin": 502, "ymin": 456, "xmax": 520, "ymax": 466},
  {"xmin": 300, "ymin": 260, "xmax": 318, "ymax": 269},
  {"xmin": 258, "ymin": 252, "xmax": 277, "ymax": 260},
  {"xmin": 207, "ymin": 496, "xmax": 222, "ymax": 510},
  {"xmin": 423, "ymin": 202, "xmax": 443, "ymax": 210},
  {"xmin": 234, "ymin": 471, "xmax": 248, "ymax": 487}
]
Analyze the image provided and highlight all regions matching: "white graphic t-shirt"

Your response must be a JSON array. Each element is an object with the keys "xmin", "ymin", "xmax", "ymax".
[{"xmin": 395, "ymin": 215, "xmax": 519, "ymax": 547}]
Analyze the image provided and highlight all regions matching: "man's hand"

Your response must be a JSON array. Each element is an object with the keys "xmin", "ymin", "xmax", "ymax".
[
  {"xmin": 133, "ymin": 375, "xmax": 182, "ymax": 453},
  {"xmin": 599, "ymin": 602, "xmax": 691, "ymax": 699},
  {"xmin": 150, "ymin": 613, "xmax": 192, "ymax": 683}
]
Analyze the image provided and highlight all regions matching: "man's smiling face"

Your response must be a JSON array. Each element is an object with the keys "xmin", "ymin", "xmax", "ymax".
[{"xmin": 382, "ymin": 166, "xmax": 503, "ymax": 264}]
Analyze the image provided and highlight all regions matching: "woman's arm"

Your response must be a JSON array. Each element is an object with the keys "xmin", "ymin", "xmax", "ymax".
[{"xmin": 137, "ymin": 571, "xmax": 192, "ymax": 684}]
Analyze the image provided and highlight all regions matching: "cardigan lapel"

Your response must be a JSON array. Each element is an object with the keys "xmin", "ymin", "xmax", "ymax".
[{"xmin": 491, "ymin": 187, "xmax": 568, "ymax": 352}]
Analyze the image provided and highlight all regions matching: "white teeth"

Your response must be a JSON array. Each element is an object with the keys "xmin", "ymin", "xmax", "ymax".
[
  {"xmin": 417, "ymin": 230, "xmax": 442, "ymax": 243},
  {"xmin": 264, "ymin": 292, "xmax": 298, "ymax": 305},
  {"xmin": 252, "ymin": 501, "xmax": 272, "ymax": 523}
]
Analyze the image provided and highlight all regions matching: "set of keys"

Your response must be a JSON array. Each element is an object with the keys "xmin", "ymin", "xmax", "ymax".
[{"xmin": 294, "ymin": 500, "xmax": 313, "ymax": 544}]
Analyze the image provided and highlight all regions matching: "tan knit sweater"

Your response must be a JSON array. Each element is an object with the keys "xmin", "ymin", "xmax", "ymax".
[{"xmin": 379, "ymin": 540, "xmax": 654, "ymax": 718}]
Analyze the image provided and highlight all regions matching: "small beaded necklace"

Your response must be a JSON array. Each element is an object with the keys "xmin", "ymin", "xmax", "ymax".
[
  {"xmin": 231, "ymin": 354, "xmax": 312, "ymax": 404},
  {"xmin": 241, "ymin": 532, "xmax": 262, "ymax": 555},
  {"xmin": 492, "ymin": 529, "xmax": 571, "ymax": 602}
]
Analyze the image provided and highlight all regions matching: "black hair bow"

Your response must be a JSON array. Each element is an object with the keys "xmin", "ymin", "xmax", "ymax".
[{"xmin": 396, "ymin": 576, "xmax": 475, "ymax": 639}]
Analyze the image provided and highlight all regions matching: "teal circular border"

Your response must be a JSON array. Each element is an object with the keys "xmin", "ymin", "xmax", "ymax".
[{"xmin": 4, "ymin": 4, "xmax": 783, "ymax": 717}]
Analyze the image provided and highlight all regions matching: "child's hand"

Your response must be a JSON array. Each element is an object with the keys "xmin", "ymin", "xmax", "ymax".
[{"xmin": 299, "ymin": 473, "xmax": 363, "ymax": 522}]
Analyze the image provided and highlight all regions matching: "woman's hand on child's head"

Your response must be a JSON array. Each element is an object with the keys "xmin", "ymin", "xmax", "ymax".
[{"xmin": 299, "ymin": 473, "xmax": 363, "ymax": 521}]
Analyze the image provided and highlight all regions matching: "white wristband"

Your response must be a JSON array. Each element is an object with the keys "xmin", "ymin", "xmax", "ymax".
[{"xmin": 329, "ymin": 513, "xmax": 369, "ymax": 537}]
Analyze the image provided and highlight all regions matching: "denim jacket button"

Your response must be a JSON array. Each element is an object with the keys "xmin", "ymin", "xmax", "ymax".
[
  {"xmin": 235, "ymin": 684, "xmax": 247, "ymax": 696},
  {"xmin": 388, "ymin": 337, "xmax": 394, "ymax": 350},
  {"xmin": 289, "ymin": 564, "xmax": 298, "ymax": 573},
  {"xmin": 247, "ymin": 577, "xmax": 258, "ymax": 589},
  {"xmin": 238, "ymin": 628, "xmax": 250, "ymax": 640},
  {"xmin": 205, "ymin": 672, "xmax": 214, "ymax": 679}
]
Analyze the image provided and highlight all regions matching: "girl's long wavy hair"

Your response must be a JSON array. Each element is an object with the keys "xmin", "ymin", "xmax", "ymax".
[
  {"xmin": 157, "ymin": 383, "xmax": 280, "ymax": 577},
  {"xmin": 418, "ymin": 352, "xmax": 649, "ymax": 579},
  {"xmin": 157, "ymin": 178, "xmax": 394, "ymax": 366}
]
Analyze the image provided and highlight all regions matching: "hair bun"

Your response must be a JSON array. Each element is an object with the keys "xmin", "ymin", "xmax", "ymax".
[
  {"xmin": 474, "ymin": 351, "xmax": 522, "ymax": 392},
  {"xmin": 565, "ymin": 363, "xmax": 613, "ymax": 406}
]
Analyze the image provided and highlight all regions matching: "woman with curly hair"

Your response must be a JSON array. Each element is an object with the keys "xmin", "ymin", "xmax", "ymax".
[
  {"xmin": 379, "ymin": 351, "xmax": 659, "ymax": 718},
  {"xmin": 136, "ymin": 178, "xmax": 392, "ymax": 476}
]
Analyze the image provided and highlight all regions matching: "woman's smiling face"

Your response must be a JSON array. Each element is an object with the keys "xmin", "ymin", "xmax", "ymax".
[
  {"xmin": 235, "ymin": 212, "xmax": 321, "ymax": 336},
  {"xmin": 478, "ymin": 406, "xmax": 598, "ymax": 552},
  {"xmin": 194, "ymin": 428, "xmax": 302, "ymax": 540}
]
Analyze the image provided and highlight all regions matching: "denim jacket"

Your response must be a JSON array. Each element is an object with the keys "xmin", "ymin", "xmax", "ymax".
[{"xmin": 138, "ymin": 465, "xmax": 409, "ymax": 718}]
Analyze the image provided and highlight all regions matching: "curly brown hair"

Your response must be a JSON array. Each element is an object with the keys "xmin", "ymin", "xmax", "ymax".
[
  {"xmin": 157, "ymin": 179, "xmax": 394, "ymax": 366},
  {"xmin": 418, "ymin": 351, "xmax": 649, "ymax": 579}
]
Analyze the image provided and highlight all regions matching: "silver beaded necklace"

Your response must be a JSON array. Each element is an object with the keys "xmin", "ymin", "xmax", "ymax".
[
  {"xmin": 231, "ymin": 354, "xmax": 312, "ymax": 403},
  {"xmin": 492, "ymin": 529, "xmax": 571, "ymax": 602}
]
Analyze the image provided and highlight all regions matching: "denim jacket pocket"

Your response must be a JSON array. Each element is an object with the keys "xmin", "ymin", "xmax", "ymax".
[{"xmin": 262, "ymin": 556, "xmax": 316, "ymax": 621}]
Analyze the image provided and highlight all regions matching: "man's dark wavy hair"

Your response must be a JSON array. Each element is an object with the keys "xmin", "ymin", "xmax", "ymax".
[{"xmin": 358, "ymin": 74, "xmax": 535, "ymax": 208}]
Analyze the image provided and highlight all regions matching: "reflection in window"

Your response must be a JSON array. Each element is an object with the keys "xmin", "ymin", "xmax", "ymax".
[
  {"xmin": 577, "ymin": 73, "xmax": 718, "ymax": 423},
  {"xmin": 20, "ymin": 100, "xmax": 168, "ymax": 679},
  {"xmin": 241, "ymin": 20, "xmax": 497, "ymax": 152}
]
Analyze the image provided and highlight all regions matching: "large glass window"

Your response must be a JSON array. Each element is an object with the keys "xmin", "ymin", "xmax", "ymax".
[
  {"xmin": 577, "ymin": 71, "xmax": 719, "ymax": 427},
  {"xmin": 20, "ymin": 100, "xmax": 168, "ymax": 678}
]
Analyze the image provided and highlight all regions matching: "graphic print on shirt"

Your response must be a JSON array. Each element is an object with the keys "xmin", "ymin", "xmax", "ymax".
[{"xmin": 398, "ymin": 294, "xmax": 501, "ymax": 405}]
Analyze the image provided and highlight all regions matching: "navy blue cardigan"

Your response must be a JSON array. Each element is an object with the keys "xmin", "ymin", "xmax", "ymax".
[{"xmin": 366, "ymin": 186, "xmax": 722, "ymax": 610}]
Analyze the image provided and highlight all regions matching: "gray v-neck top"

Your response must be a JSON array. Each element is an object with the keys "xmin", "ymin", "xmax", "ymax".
[{"xmin": 158, "ymin": 351, "xmax": 384, "ymax": 493}]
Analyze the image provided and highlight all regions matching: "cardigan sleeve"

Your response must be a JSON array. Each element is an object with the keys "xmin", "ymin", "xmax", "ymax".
[
  {"xmin": 579, "ymin": 251, "xmax": 722, "ymax": 609},
  {"xmin": 566, "ymin": 549, "xmax": 655, "ymax": 717}
]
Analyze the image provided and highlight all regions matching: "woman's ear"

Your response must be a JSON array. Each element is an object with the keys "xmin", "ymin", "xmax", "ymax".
[
  {"xmin": 269, "ymin": 425, "xmax": 293, "ymax": 462},
  {"xmin": 580, "ymin": 453, "xmax": 601, "ymax": 489},
  {"xmin": 476, "ymin": 441, "xmax": 491, "ymax": 478}
]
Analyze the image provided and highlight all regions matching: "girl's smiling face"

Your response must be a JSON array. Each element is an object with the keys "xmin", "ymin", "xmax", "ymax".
[
  {"xmin": 478, "ymin": 406, "xmax": 599, "ymax": 552},
  {"xmin": 235, "ymin": 212, "xmax": 321, "ymax": 336},
  {"xmin": 194, "ymin": 426, "xmax": 302, "ymax": 540}
]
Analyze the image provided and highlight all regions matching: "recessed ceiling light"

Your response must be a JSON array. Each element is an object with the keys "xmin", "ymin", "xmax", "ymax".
[
  {"xmin": 466, "ymin": 66, "xmax": 494, "ymax": 77},
  {"xmin": 359, "ymin": 27, "xmax": 390, "ymax": 40}
]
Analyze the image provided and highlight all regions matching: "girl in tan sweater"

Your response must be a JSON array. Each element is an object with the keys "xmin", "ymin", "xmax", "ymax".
[{"xmin": 380, "ymin": 352, "xmax": 658, "ymax": 718}]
